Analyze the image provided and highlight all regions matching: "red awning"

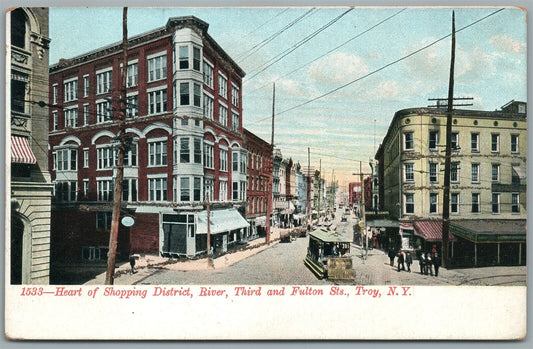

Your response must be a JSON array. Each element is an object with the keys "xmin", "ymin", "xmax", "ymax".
[
  {"xmin": 11, "ymin": 136, "xmax": 37, "ymax": 164},
  {"xmin": 413, "ymin": 220, "xmax": 456, "ymax": 242}
]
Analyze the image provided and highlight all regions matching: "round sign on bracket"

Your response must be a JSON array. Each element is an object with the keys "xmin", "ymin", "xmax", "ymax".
[{"xmin": 121, "ymin": 216, "xmax": 135, "ymax": 227}]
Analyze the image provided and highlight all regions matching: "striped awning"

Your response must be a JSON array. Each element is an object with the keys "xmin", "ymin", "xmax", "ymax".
[
  {"xmin": 11, "ymin": 136, "xmax": 36, "ymax": 164},
  {"xmin": 413, "ymin": 220, "xmax": 456, "ymax": 242}
]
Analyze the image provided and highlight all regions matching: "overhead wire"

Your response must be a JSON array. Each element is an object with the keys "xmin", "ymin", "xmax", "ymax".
[{"xmin": 247, "ymin": 8, "xmax": 506, "ymax": 125}]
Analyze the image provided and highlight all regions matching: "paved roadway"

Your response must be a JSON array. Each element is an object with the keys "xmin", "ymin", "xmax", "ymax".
[
  {"xmin": 131, "ymin": 208, "xmax": 526, "ymax": 286},
  {"xmin": 137, "ymin": 233, "xmax": 328, "ymax": 285}
]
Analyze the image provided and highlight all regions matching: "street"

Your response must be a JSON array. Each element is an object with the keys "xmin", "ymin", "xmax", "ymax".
[{"xmin": 124, "ymin": 209, "xmax": 526, "ymax": 287}]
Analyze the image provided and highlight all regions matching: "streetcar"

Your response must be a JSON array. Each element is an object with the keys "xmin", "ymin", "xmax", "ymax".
[{"xmin": 304, "ymin": 228, "xmax": 355, "ymax": 281}]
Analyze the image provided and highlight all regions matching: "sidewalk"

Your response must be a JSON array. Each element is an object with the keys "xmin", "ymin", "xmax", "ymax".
[
  {"xmin": 85, "ymin": 227, "xmax": 288, "ymax": 285},
  {"xmin": 352, "ymin": 244, "xmax": 527, "ymax": 286}
]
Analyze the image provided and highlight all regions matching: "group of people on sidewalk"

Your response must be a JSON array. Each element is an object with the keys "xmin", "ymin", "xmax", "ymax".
[{"xmin": 388, "ymin": 248, "xmax": 442, "ymax": 277}]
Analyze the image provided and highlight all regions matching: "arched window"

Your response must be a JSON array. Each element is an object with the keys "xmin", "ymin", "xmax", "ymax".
[{"xmin": 11, "ymin": 9, "xmax": 27, "ymax": 49}]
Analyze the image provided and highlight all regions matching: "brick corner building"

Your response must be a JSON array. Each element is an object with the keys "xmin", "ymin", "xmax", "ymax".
[{"xmin": 48, "ymin": 16, "xmax": 253, "ymax": 267}]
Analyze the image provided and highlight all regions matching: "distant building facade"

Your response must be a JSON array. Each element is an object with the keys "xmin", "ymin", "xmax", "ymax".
[
  {"xmin": 244, "ymin": 128, "xmax": 272, "ymax": 237},
  {"xmin": 9, "ymin": 7, "xmax": 52, "ymax": 284}
]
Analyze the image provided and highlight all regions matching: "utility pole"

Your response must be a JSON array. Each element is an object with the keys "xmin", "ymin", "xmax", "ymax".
[
  {"xmin": 105, "ymin": 7, "xmax": 128, "ymax": 285},
  {"xmin": 206, "ymin": 195, "xmax": 212, "ymax": 268},
  {"xmin": 265, "ymin": 83, "xmax": 275, "ymax": 244},
  {"xmin": 318, "ymin": 159, "xmax": 321, "ymax": 223},
  {"xmin": 441, "ymin": 11, "xmax": 456, "ymax": 268},
  {"xmin": 306, "ymin": 147, "xmax": 311, "ymax": 230},
  {"xmin": 359, "ymin": 162, "xmax": 368, "ymax": 260}
]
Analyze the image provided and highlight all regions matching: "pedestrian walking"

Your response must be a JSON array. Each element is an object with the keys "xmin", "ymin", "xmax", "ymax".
[
  {"xmin": 208, "ymin": 246, "xmax": 215, "ymax": 269},
  {"xmin": 433, "ymin": 252, "xmax": 441, "ymax": 277},
  {"xmin": 425, "ymin": 253, "xmax": 433, "ymax": 276},
  {"xmin": 388, "ymin": 249, "xmax": 396, "ymax": 267},
  {"xmin": 397, "ymin": 251, "xmax": 405, "ymax": 272},
  {"xmin": 129, "ymin": 253, "xmax": 136, "ymax": 274},
  {"xmin": 405, "ymin": 251, "xmax": 412, "ymax": 272},
  {"xmin": 416, "ymin": 250, "xmax": 424, "ymax": 274}
]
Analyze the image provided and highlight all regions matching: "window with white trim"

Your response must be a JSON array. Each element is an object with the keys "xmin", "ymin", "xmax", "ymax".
[
  {"xmin": 180, "ymin": 82, "xmax": 189, "ymax": 106},
  {"xmin": 97, "ymin": 146, "xmax": 113, "ymax": 170},
  {"xmin": 451, "ymin": 193, "xmax": 459, "ymax": 213},
  {"xmin": 193, "ymin": 138, "xmax": 202, "ymax": 164},
  {"xmin": 122, "ymin": 178, "xmax": 138, "ymax": 202},
  {"xmin": 471, "ymin": 193, "xmax": 480, "ymax": 213},
  {"xmin": 203, "ymin": 94, "xmax": 213, "ymax": 119},
  {"xmin": 511, "ymin": 134, "xmax": 519, "ymax": 153},
  {"xmin": 148, "ymin": 177, "xmax": 167, "ymax": 201},
  {"xmin": 83, "ymin": 104, "xmax": 89, "ymax": 125},
  {"xmin": 404, "ymin": 193, "xmax": 414, "ymax": 214},
  {"xmin": 232, "ymin": 112, "xmax": 239, "ymax": 131},
  {"xmin": 83, "ymin": 149, "xmax": 89, "ymax": 168},
  {"xmin": 240, "ymin": 180, "xmax": 246, "ymax": 202},
  {"xmin": 232, "ymin": 181, "xmax": 239, "ymax": 201},
  {"xmin": 96, "ymin": 212, "xmax": 112, "ymax": 230},
  {"xmin": 52, "ymin": 111, "xmax": 58, "ymax": 130},
  {"xmin": 219, "ymin": 180, "xmax": 227, "ymax": 201},
  {"xmin": 148, "ymin": 88, "xmax": 167, "ymax": 114},
  {"xmin": 126, "ymin": 63, "xmax": 138, "ymax": 87},
  {"xmin": 219, "ymin": 105, "xmax": 227, "ymax": 126},
  {"xmin": 53, "ymin": 84, "xmax": 58, "ymax": 104},
  {"xmin": 97, "ymin": 179, "xmax": 113, "ymax": 201},
  {"xmin": 451, "ymin": 132, "xmax": 459, "ymax": 150},
  {"xmin": 512, "ymin": 193, "xmax": 520, "ymax": 213},
  {"xmin": 492, "ymin": 193, "xmax": 500, "ymax": 214},
  {"xmin": 179, "ymin": 138, "xmax": 190, "ymax": 163},
  {"xmin": 83, "ymin": 179, "xmax": 89, "ymax": 196},
  {"xmin": 471, "ymin": 133, "xmax": 479, "ymax": 152},
  {"xmin": 55, "ymin": 148, "xmax": 77, "ymax": 171},
  {"xmin": 193, "ymin": 177, "xmax": 202, "ymax": 202},
  {"xmin": 180, "ymin": 177, "xmax": 190, "ymax": 202},
  {"xmin": 232, "ymin": 151, "xmax": 239, "ymax": 172},
  {"xmin": 193, "ymin": 47, "xmax": 201, "ymax": 71},
  {"xmin": 64, "ymin": 79, "xmax": 78, "ymax": 102},
  {"xmin": 429, "ymin": 193, "xmax": 438, "ymax": 214},
  {"xmin": 471, "ymin": 163, "xmax": 480, "ymax": 183},
  {"xmin": 491, "ymin": 133, "xmax": 500, "ymax": 153},
  {"xmin": 429, "ymin": 162, "xmax": 438, "ymax": 183},
  {"xmin": 54, "ymin": 181, "xmax": 77, "ymax": 202},
  {"xmin": 179, "ymin": 46, "xmax": 189, "ymax": 69},
  {"xmin": 231, "ymin": 85, "xmax": 239, "ymax": 107},
  {"xmin": 126, "ymin": 94, "xmax": 138, "ymax": 117},
  {"xmin": 220, "ymin": 149, "xmax": 228, "ymax": 172},
  {"xmin": 96, "ymin": 100, "xmax": 112, "ymax": 123},
  {"xmin": 193, "ymin": 83, "xmax": 201, "ymax": 107},
  {"xmin": 83, "ymin": 75, "xmax": 89, "ymax": 97},
  {"xmin": 403, "ymin": 132, "xmax": 414, "ymax": 151},
  {"xmin": 203, "ymin": 61, "xmax": 213, "ymax": 88},
  {"xmin": 404, "ymin": 163, "xmax": 414, "ymax": 182},
  {"xmin": 64, "ymin": 107, "xmax": 78, "ymax": 128},
  {"xmin": 218, "ymin": 74, "xmax": 227, "ymax": 99},
  {"xmin": 204, "ymin": 143, "xmax": 214, "ymax": 169},
  {"xmin": 204, "ymin": 178, "xmax": 214, "ymax": 201},
  {"xmin": 451, "ymin": 162, "xmax": 459, "ymax": 183},
  {"xmin": 148, "ymin": 140, "xmax": 167, "ymax": 166},
  {"xmin": 492, "ymin": 164, "xmax": 500, "ymax": 182},
  {"xmin": 96, "ymin": 70, "xmax": 112, "ymax": 95},
  {"xmin": 148, "ymin": 54, "xmax": 167, "ymax": 82},
  {"xmin": 429, "ymin": 131, "xmax": 438, "ymax": 150}
]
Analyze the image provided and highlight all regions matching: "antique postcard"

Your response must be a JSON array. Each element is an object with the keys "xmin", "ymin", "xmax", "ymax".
[{"xmin": 4, "ymin": 3, "xmax": 527, "ymax": 340}]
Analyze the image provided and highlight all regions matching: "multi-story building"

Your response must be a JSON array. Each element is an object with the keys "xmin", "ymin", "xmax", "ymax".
[
  {"xmin": 9, "ymin": 7, "xmax": 52, "ymax": 284},
  {"xmin": 244, "ymin": 128, "xmax": 272, "ymax": 237},
  {"xmin": 348, "ymin": 182, "xmax": 362, "ymax": 213},
  {"xmin": 377, "ymin": 101, "xmax": 526, "ymax": 265},
  {"xmin": 48, "ymin": 16, "xmax": 250, "ymax": 262}
]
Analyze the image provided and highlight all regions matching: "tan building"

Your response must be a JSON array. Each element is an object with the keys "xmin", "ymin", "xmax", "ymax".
[
  {"xmin": 377, "ymin": 101, "xmax": 526, "ymax": 265},
  {"xmin": 8, "ymin": 8, "xmax": 53, "ymax": 284}
]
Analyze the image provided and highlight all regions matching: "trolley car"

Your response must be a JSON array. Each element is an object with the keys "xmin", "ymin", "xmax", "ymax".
[{"xmin": 304, "ymin": 228, "xmax": 354, "ymax": 281}]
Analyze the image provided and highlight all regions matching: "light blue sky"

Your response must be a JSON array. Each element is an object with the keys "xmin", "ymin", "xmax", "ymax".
[{"xmin": 49, "ymin": 7, "xmax": 527, "ymax": 187}]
